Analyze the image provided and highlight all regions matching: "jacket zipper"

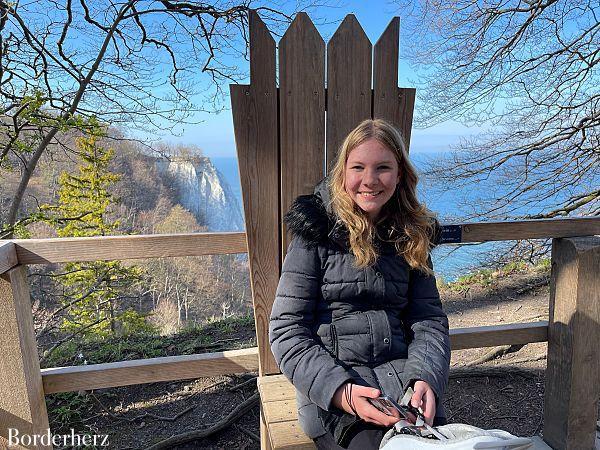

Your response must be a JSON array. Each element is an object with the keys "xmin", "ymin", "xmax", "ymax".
[{"xmin": 330, "ymin": 324, "xmax": 338, "ymax": 358}]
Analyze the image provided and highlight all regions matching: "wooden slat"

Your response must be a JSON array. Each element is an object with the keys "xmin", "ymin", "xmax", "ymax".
[
  {"xmin": 94, "ymin": 323, "xmax": 548, "ymax": 407},
  {"xmin": 450, "ymin": 321, "xmax": 548, "ymax": 350},
  {"xmin": 0, "ymin": 241, "xmax": 18, "ymax": 275},
  {"xmin": 262, "ymin": 399, "xmax": 299, "ymax": 423},
  {"xmin": 13, "ymin": 232, "xmax": 247, "ymax": 264},
  {"xmin": 279, "ymin": 12, "xmax": 326, "ymax": 253},
  {"xmin": 460, "ymin": 217, "xmax": 600, "ymax": 243},
  {"xmin": 373, "ymin": 18, "xmax": 416, "ymax": 152},
  {"xmin": 258, "ymin": 379, "xmax": 297, "ymax": 402},
  {"xmin": 258, "ymin": 324, "xmax": 548, "ymax": 390},
  {"xmin": 258, "ymin": 373, "xmax": 288, "ymax": 386},
  {"xmin": 231, "ymin": 10, "xmax": 280, "ymax": 376},
  {"xmin": 0, "ymin": 266, "xmax": 50, "ymax": 449},
  {"xmin": 544, "ymin": 237, "xmax": 600, "ymax": 450},
  {"xmin": 326, "ymin": 14, "xmax": 372, "ymax": 171},
  {"xmin": 269, "ymin": 421, "xmax": 315, "ymax": 450},
  {"xmin": 373, "ymin": 20, "xmax": 400, "ymax": 121},
  {"xmin": 9, "ymin": 218, "xmax": 598, "ymax": 266},
  {"xmin": 396, "ymin": 87, "xmax": 416, "ymax": 151},
  {"xmin": 41, "ymin": 347, "xmax": 259, "ymax": 394},
  {"xmin": 261, "ymin": 409, "xmax": 274, "ymax": 450}
]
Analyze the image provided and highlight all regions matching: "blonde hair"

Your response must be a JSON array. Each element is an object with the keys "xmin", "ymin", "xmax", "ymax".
[{"xmin": 328, "ymin": 119, "xmax": 437, "ymax": 274}]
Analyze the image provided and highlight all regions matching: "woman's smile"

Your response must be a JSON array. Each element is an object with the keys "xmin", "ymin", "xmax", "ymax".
[{"xmin": 344, "ymin": 138, "xmax": 400, "ymax": 221}]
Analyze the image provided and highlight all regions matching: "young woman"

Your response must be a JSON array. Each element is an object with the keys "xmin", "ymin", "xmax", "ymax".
[{"xmin": 269, "ymin": 119, "xmax": 451, "ymax": 449}]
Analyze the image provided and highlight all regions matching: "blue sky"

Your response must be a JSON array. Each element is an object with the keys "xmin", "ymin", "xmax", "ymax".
[{"xmin": 167, "ymin": 1, "xmax": 482, "ymax": 158}]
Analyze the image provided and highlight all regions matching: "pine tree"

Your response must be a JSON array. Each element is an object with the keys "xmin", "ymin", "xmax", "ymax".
[{"xmin": 46, "ymin": 123, "xmax": 150, "ymax": 337}]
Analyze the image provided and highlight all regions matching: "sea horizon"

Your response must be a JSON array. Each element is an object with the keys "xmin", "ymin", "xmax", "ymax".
[{"xmin": 210, "ymin": 154, "xmax": 521, "ymax": 282}]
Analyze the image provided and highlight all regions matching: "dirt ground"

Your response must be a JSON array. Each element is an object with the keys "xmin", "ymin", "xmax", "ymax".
[{"xmin": 54, "ymin": 269, "xmax": 570, "ymax": 449}]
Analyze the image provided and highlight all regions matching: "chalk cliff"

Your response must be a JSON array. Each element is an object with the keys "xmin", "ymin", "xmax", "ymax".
[{"xmin": 156, "ymin": 156, "xmax": 244, "ymax": 232}]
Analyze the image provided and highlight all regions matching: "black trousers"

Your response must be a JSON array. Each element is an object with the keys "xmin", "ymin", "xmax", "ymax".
[
  {"xmin": 313, "ymin": 417, "xmax": 448, "ymax": 450},
  {"xmin": 314, "ymin": 423, "xmax": 386, "ymax": 450}
]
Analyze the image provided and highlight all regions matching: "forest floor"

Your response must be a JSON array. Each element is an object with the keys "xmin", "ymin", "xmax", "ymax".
[{"xmin": 44, "ymin": 262, "xmax": 591, "ymax": 449}]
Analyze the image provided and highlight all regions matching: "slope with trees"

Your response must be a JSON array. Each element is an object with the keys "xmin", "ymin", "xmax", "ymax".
[{"xmin": 0, "ymin": 0, "xmax": 311, "ymax": 236}]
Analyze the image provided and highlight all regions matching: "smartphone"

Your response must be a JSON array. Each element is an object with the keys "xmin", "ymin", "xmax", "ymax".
[
  {"xmin": 369, "ymin": 396, "xmax": 448, "ymax": 441},
  {"xmin": 367, "ymin": 396, "xmax": 416, "ymax": 423}
]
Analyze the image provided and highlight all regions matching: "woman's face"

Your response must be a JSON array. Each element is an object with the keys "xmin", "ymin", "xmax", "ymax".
[{"xmin": 344, "ymin": 138, "xmax": 400, "ymax": 221}]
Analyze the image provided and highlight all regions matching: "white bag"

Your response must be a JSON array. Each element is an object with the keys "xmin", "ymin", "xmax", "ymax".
[{"xmin": 379, "ymin": 423, "xmax": 533, "ymax": 450}]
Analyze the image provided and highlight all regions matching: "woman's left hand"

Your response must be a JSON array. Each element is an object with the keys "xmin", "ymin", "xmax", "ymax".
[{"xmin": 410, "ymin": 380, "xmax": 436, "ymax": 425}]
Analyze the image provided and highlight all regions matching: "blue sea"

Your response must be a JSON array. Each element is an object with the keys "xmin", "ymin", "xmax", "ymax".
[{"xmin": 210, "ymin": 155, "xmax": 565, "ymax": 281}]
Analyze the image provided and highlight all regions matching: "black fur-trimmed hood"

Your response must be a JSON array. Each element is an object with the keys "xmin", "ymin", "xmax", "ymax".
[
  {"xmin": 283, "ymin": 179, "xmax": 339, "ymax": 247},
  {"xmin": 283, "ymin": 178, "xmax": 443, "ymax": 248}
]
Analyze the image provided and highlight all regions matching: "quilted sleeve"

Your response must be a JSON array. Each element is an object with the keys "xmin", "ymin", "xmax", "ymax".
[
  {"xmin": 269, "ymin": 236, "xmax": 353, "ymax": 411},
  {"xmin": 401, "ymin": 257, "xmax": 451, "ymax": 400}
]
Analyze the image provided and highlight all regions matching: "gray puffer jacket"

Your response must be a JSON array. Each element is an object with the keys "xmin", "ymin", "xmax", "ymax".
[{"xmin": 269, "ymin": 181, "xmax": 451, "ymax": 439}]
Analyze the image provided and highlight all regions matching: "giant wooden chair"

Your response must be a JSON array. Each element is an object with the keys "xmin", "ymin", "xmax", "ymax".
[{"xmin": 231, "ymin": 11, "xmax": 600, "ymax": 450}]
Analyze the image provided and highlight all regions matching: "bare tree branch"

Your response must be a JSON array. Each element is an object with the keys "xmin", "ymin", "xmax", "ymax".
[
  {"xmin": 396, "ymin": 0, "xmax": 599, "ymax": 224},
  {"xmin": 1, "ymin": 0, "xmax": 320, "ymax": 235}
]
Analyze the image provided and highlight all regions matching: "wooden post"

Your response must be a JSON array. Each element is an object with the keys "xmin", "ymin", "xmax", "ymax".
[
  {"xmin": 0, "ymin": 241, "xmax": 18, "ymax": 274},
  {"xmin": 544, "ymin": 237, "xmax": 600, "ymax": 450},
  {"xmin": 231, "ymin": 10, "xmax": 280, "ymax": 377},
  {"xmin": 0, "ymin": 264, "xmax": 51, "ymax": 449}
]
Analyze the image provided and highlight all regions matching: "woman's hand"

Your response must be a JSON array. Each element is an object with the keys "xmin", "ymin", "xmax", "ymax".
[
  {"xmin": 332, "ymin": 383, "xmax": 401, "ymax": 427},
  {"xmin": 410, "ymin": 380, "xmax": 436, "ymax": 425}
]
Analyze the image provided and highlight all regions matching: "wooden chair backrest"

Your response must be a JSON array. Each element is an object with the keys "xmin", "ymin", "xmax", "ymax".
[{"xmin": 231, "ymin": 11, "xmax": 416, "ymax": 375}]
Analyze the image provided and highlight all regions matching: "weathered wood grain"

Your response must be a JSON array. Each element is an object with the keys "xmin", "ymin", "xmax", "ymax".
[
  {"xmin": 544, "ymin": 237, "xmax": 600, "ymax": 450},
  {"xmin": 373, "ymin": 19, "xmax": 399, "ymax": 119},
  {"xmin": 396, "ymin": 87, "xmax": 416, "ymax": 151},
  {"xmin": 450, "ymin": 321, "xmax": 548, "ymax": 350},
  {"xmin": 258, "ymin": 379, "xmax": 297, "ymax": 402},
  {"xmin": 461, "ymin": 217, "xmax": 600, "ymax": 242},
  {"xmin": 39, "ymin": 318, "xmax": 553, "ymax": 396},
  {"xmin": 279, "ymin": 12, "xmax": 326, "ymax": 253},
  {"xmin": 13, "ymin": 232, "xmax": 247, "ymax": 265},
  {"xmin": 262, "ymin": 399, "xmax": 299, "ymax": 424},
  {"xmin": 257, "ymin": 374, "xmax": 317, "ymax": 448},
  {"xmin": 9, "ymin": 218, "xmax": 598, "ymax": 266},
  {"xmin": 0, "ymin": 241, "xmax": 18, "ymax": 275},
  {"xmin": 268, "ymin": 421, "xmax": 315, "ymax": 450},
  {"xmin": 0, "ymin": 266, "xmax": 50, "ymax": 449},
  {"xmin": 326, "ymin": 14, "xmax": 372, "ymax": 171},
  {"xmin": 258, "ymin": 373, "xmax": 288, "ymax": 386},
  {"xmin": 231, "ymin": 10, "xmax": 280, "ymax": 376},
  {"xmin": 41, "ymin": 348, "xmax": 259, "ymax": 394},
  {"xmin": 260, "ymin": 409, "xmax": 273, "ymax": 450},
  {"xmin": 373, "ymin": 18, "xmax": 416, "ymax": 152}
]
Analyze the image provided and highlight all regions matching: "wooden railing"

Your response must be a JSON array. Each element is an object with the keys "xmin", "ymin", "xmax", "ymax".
[
  {"xmin": 4, "ymin": 217, "xmax": 598, "ymax": 266},
  {"xmin": 1, "ymin": 218, "xmax": 599, "ymax": 449}
]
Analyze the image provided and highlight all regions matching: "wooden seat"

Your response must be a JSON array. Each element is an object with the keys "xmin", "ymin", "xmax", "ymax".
[
  {"xmin": 258, "ymin": 375, "xmax": 314, "ymax": 449},
  {"xmin": 230, "ymin": 10, "xmax": 600, "ymax": 450}
]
